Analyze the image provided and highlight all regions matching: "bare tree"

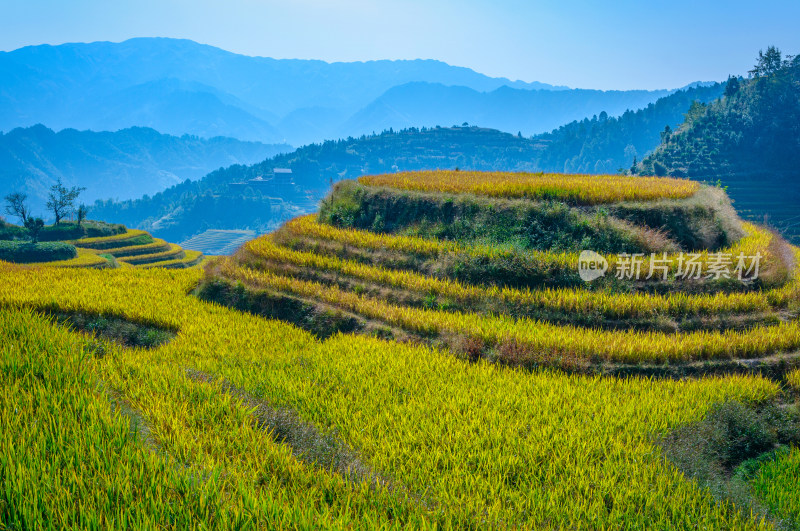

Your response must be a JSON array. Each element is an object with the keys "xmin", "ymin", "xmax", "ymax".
[
  {"xmin": 4, "ymin": 192, "xmax": 30, "ymax": 224},
  {"xmin": 47, "ymin": 178, "xmax": 86, "ymax": 224}
]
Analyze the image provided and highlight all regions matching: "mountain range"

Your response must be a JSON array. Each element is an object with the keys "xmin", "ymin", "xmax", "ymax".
[
  {"xmin": 89, "ymin": 82, "xmax": 727, "ymax": 243},
  {"xmin": 0, "ymin": 125, "xmax": 289, "ymax": 214},
  {"xmin": 1, "ymin": 38, "xmax": 692, "ymax": 146}
]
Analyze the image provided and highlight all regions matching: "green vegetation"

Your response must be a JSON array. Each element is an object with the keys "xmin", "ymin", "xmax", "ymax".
[
  {"xmin": 49, "ymin": 311, "xmax": 176, "ymax": 349},
  {"xmin": 0, "ymin": 267, "xmax": 786, "ymax": 528},
  {"xmin": 0, "ymin": 240, "xmax": 77, "ymax": 263},
  {"xmin": 534, "ymin": 83, "xmax": 725, "ymax": 173},
  {"xmin": 320, "ymin": 180, "xmax": 663, "ymax": 255},
  {"xmin": 660, "ymin": 400, "xmax": 800, "ymax": 528},
  {"xmin": 3, "ymin": 168, "xmax": 800, "ymax": 527},
  {"xmin": 320, "ymin": 179, "xmax": 740, "ymax": 259},
  {"xmin": 641, "ymin": 48, "xmax": 799, "ymax": 179},
  {"xmin": 640, "ymin": 48, "xmax": 800, "ymax": 241},
  {"xmin": 206, "ymin": 172, "xmax": 800, "ymax": 377},
  {"xmin": 0, "ymin": 214, "xmax": 202, "ymax": 270},
  {"xmin": 751, "ymin": 446, "xmax": 800, "ymax": 526},
  {"xmin": 0, "ymin": 124, "xmax": 290, "ymax": 216}
]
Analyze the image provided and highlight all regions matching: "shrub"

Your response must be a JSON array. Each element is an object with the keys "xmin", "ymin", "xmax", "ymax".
[
  {"xmin": 319, "ymin": 181, "xmax": 656, "ymax": 255},
  {"xmin": 0, "ymin": 223, "xmax": 30, "ymax": 241},
  {"xmin": 0, "ymin": 241, "xmax": 77, "ymax": 263},
  {"xmin": 38, "ymin": 223, "xmax": 85, "ymax": 242},
  {"xmin": 83, "ymin": 220, "xmax": 126, "ymax": 238},
  {"xmin": 661, "ymin": 400, "xmax": 800, "ymax": 503}
]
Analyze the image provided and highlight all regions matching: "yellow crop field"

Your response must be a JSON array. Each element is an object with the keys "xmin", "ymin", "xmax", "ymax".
[
  {"xmin": 285, "ymin": 214, "xmax": 779, "ymax": 279},
  {"xmin": 70, "ymin": 228, "xmax": 151, "ymax": 247},
  {"xmin": 117, "ymin": 243, "xmax": 184, "ymax": 265},
  {"xmin": 218, "ymin": 260, "xmax": 800, "ymax": 364},
  {"xmin": 3, "ymin": 171, "xmax": 798, "ymax": 527},
  {"xmin": 99, "ymin": 238, "xmax": 170, "ymax": 257},
  {"xmin": 0, "ymin": 262, "xmax": 783, "ymax": 528},
  {"xmin": 788, "ymin": 368, "xmax": 800, "ymax": 391},
  {"xmin": 245, "ymin": 234, "xmax": 800, "ymax": 319},
  {"xmin": 37, "ymin": 247, "xmax": 109, "ymax": 268},
  {"xmin": 137, "ymin": 249, "xmax": 205, "ymax": 269},
  {"xmin": 359, "ymin": 170, "xmax": 700, "ymax": 203}
]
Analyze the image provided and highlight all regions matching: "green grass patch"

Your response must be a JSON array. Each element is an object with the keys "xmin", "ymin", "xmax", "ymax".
[{"xmin": 319, "ymin": 180, "xmax": 678, "ymax": 255}]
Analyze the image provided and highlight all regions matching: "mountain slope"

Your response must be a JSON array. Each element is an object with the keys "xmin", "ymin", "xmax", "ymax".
[
  {"xmin": 0, "ymin": 125, "xmax": 290, "ymax": 215},
  {"xmin": 640, "ymin": 48, "xmax": 800, "ymax": 240},
  {"xmin": 532, "ymin": 83, "xmax": 726, "ymax": 173}
]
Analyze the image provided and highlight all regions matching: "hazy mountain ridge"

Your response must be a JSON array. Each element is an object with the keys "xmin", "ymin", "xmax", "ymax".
[
  {"xmin": 533, "ymin": 82, "xmax": 726, "ymax": 173},
  {"xmin": 0, "ymin": 124, "xmax": 290, "ymax": 215},
  {"xmin": 1, "ymin": 38, "xmax": 686, "ymax": 145},
  {"xmin": 342, "ymin": 82, "xmax": 674, "ymax": 139},
  {"xmin": 91, "ymin": 83, "xmax": 721, "ymax": 241}
]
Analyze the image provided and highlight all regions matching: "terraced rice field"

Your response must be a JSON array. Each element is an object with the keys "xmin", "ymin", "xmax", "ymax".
[
  {"xmin": 0, "ymin": 263, "xmax": 788, "ymax": 528},
  {"xmin": 360, "ymin": 170, "xmax": 700, "ymax": 204},
  {"xmin": 180, "ymin": 229, "xmax": 257, "ymax": 256},
  {"xmin": 2, "ymin": 172, "xmax": 799, "ymax": 528},
  {"xmin": 34, "ymin": 228, "xmax": 207, "ymax": 269}
]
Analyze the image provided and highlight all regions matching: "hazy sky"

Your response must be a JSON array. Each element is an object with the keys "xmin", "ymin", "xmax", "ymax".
[{"xmin": 2, "ymin": 0, "xmax": 799, "ymax": 90}]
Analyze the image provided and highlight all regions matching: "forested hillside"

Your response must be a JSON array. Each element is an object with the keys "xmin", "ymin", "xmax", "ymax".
[
  {"xmin": 640, "ymin": 47, "xmax": 800, "ymax": 240},
  {"xmin": 532, "ymin": 83, "xmax": 724, "ymax": 173}
]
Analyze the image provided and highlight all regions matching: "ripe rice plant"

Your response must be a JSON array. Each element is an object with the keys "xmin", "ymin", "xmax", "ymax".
[
  {"xmin": 0, "ymin": 263, "xmax": 782, "ymax": 528},
  {"xmin": 2, "ymin": 169, "xmax": 798, "ymax": 527},
  {"xmin": 99, "ymin": 238, "xmax": 171, "ymax": 258},
  {"xmin": 117, "ymin": 243, "xmax": 184, "ymax": 266},
  {"xmin": 37, "ymin": 248, "xmax": 109, "ymax": 268},
  {"xmin": 137, "ymin": 250, "xmax": 205, "ymax": 269},
  {"xmin": 788, "ymin": 369, "xmax": 800, "ymax": 391},
  {"xmin": 285, "ymin": 214, "xmax": 780, "ymax": 280},
  {"xmin": 218, "ymin": 261, "xmax": 800, "ymax": 364},
  {"xmin": 359, "ymin": 170, "xmax": 700, "ymax": 204},
  {"xmin": 244, "ymin": 235, "xmax": 800, "ymax": 319},
  {"xmin": 71, "ymin": 229, "xmax": 152, "ymax": 249}
]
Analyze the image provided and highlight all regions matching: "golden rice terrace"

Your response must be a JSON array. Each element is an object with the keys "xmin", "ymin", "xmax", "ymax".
[
  {"xmin": 2, "ymin": 171, "xmax": 800, "ymax": 529},
  {"xmin": 359, "ymin": 170, "xmax": 701, "ymax": 203}
]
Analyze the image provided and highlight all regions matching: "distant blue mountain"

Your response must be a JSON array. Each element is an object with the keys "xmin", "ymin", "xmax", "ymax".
[
  {"xmin": 0, "ymin": 38, "xmax": 693, "ymax": 146},
  {"xmin": 0, "ymin": 125, "xmax": 290, "ymax": 215},
  {"xmin": 342, "ymin": 82, "xmax": 673, "ymax": 138}
]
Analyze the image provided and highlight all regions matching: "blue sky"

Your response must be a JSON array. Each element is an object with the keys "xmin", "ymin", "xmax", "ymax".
[{"xmin": 2, "ymin": 0, "xmax": 799, "ymax": 90}]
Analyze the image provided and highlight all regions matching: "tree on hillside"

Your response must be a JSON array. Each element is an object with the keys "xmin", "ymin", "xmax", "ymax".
[
  {"xmin": 725, "ymin": 76, "xmax": 741, "ymax": 97},
  {"xmin": 77, "ymin": 204, "xmax": 89, "ymax": 227},
  {"xmin": 4, "ymin": 192, "xmax": 30, "ymax": 224},
  {"xmin": 47, "ymin": 178, "xmax": 86, "ymax": 224},
  {"xmin": 24, "ymin": 217, "xmax": 44, "ymax": 243},
  {"xmin": 749, "ymin": 46, "xmax": 783, "ymax": 77}
]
